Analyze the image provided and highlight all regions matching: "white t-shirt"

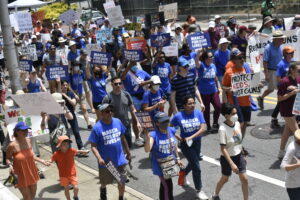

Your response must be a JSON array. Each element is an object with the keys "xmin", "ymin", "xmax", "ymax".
[{"xmin": 219, "ymin": 121, "xmax": 243, "ymax": 156}]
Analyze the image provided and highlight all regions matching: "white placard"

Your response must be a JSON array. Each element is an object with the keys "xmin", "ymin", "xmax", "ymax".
[
  {"xmin": 9, "ymin": 13, "xmax": 19, "ymax": 32},
  {"xmin": 284, "ymin": 17, "xmax": 295, "ymax": 31},
  {"xmin": 103, "ymin": 1, "xmax": 116, "ymax": 13},
  {"xmin": 106, "ymin": 6, "xmax": 125, "ymax": 27},
  {"xmin": 231, "ymin": 73, "xmax": 261, "ymax": 97},
  {"xmin": 59, "ymin": 9, "xmax": 78, "ymax": 25},
  {"xmin": 162, "ymin": 42, "xmax": 178, "ymax": 57},
  {"xmin": 15, "ymin": 12, "xmax": 33, "ymax": 33},
  {"xmin": 159, "ymin": 3, "xmax": 178, "ymax": 20}
]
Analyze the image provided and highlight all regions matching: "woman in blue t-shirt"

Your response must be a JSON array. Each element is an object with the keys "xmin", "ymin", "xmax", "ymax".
[
  {"xmin": 25, "ymin": 70, "xmax": 47, "ymax": 93},
  {"xmin": 196, "ymin": 51, "xmax": 221, "ymax": 133},
  {"xmin": 144, "ymin": 112, "xmax": 183, "ymax": 200},
  {"xmin": 170, "ymin": 96, "xmax": 208, "ymax": 199},
  {"xmin": 214, "ymin": 38, "xmax": 230, "ymax": 82}
]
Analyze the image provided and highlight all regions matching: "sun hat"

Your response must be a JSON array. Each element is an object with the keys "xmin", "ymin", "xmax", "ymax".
[
  {"xmin": 219, "ymin": 37, "xmax": 230, "ymax": 45},
  {"xmin": 263, "ymin": 16, "xmax": 274, "ymax": 25}
]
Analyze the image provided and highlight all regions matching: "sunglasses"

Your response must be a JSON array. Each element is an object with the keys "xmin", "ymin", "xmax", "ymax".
[
  {"xmin": 287, "ymin": 52, "xmax": 294, "ymax": 55},
  {"xmin": 114, "ymin": 82, "xmax": 122, "ymax": 86}
]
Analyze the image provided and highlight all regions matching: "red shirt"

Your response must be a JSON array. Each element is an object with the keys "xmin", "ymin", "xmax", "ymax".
[{"xmin": 52, "ymin": 148, "xmax": 77, "ymax": 178}]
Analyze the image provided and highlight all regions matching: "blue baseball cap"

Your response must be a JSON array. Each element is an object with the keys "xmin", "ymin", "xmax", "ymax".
[
  {"xmin": 154, "ymin": 112, "xmax": 170, "ymax": 123},
  {"xmin": 178, "ymin": 58, "xmax": 189, "ymax": 68},
  {"xmin": 14, "ymin": 121, "xmax": 31, "ymax": 131}
]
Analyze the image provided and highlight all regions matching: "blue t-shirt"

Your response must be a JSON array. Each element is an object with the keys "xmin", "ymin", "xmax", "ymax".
[
  {"xmin": 197, "ymin": 62, "xmax": 218, "ymax": 95},
  {"xmin": 142, "ymin": 89, "xmax": 165, "ymax": 118},
  {"xmin": 34, "ymin": 42, "xmax": 44, "ymax": 59},
  {"xmin": 170, "ymin": 109, "xmax": 206, "ymax": 140},
  {"xmin": 153, "ymin": 62, "xmax": 172, "ymax": 94},
  {"xmin": 88, "ymin": 118, "xmax": 128, "ymax": 168},
  {"xmin": 88, "ymin": 74, "xmax": 107, "ymax": 103},
  {"xmin": 214, "ymin": 49, "xmax": 230, "ymax": 76},
  {"xmin": 123, "ymin": 69, "xmax": 151, "ymax": 95},
  {"xmin": 263, "ymin": 43, "xmax": 283, "ymax": 70},
  {"xmin": 150, "ymin": 127, "xmax": 177, "ymax": 177},
  {"xmin": 276, "ymin": 59, "xmax": 290, "ymax": 78},
  {"xmin": 67, "ymin": 49, "xmax": 80, "ymax": 62},
  {"xmin": 178, "ymin": 52, "xmax": 197, "ymax": 75},
  {"xmin": 71, "ymin": 73, "xmax": 84, "ymax": 95},
  {"xmin": 27, "ymin": 79, "xmax": 41, "ymax": 93}
]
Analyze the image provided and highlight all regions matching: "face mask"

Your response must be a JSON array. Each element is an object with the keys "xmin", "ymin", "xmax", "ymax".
[
  {"xmin": 159, "ymin": 122, "xmax": 169, "ymax": 130},
  {"xmin": 74, "ymin": 66, "xmax": 80, "ymax": 72},
  {"xmin": 152, "ymin": 85, "xmax": 160, "ymax": 91},
  {"xmin": 230, "ymin": 114, "xmax": 239, "ymax": 123},
  {"xmin": 131, "ymin": 66, "xmax": 138, "ymax": 73}
]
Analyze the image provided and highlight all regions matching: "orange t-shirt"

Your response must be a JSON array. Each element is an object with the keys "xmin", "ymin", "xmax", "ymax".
[
  {"xmin": 52, "ymin": 148, "xmax": 78, "ymax": 178},
  {"xmin": 222, "ymin": 61, "xmax": 251, "ymax": 107}
]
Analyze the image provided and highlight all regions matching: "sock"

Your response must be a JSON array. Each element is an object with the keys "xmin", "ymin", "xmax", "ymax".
[{"xmin": 100, "ymin": 187, "xmax": 107, "ymax": 200}]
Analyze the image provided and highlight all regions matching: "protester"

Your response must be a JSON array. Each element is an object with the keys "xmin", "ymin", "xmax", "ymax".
[
  {"xmin": 214, "ymin": 38, "xmax": 231, "ymax": 83},
  {"xmin": 277, "ymin": 63, "xmax": 300, "ymax": 159},
  {"xmin": 261, "ymin": 0, "xmax": 275, "ymax": 18},
  {"xmin": 276, "ymin": 46, "xmax": 295, "ymax": 82},
  {"xmin": 261, "ymin": 16, "xmax": 275, "ymax": 35},
  {"xmin": 144, "ymin": 112, "xmax": 183, "ymax": 200},
  {"xmin": 170, "ymin": 96, "xmax": 208, "ymax": 199},
  {"xmin": 206, "ymin": 21, "xmax": 221, "ymax": 52},
  {"xmin": 24, "ymin": 69, "xmax": 47, "ymax": 93},
  {"xmin": 178, "ymin": 44, "xmax": 197, "ymax": 75},
  {"xmin": 226, "ymin": 16, "xmax": 238, "ymax": 37},
  {"xmin": 212, "ymin": 103, "xmax": 248, "ymax": 200},
  {"xmin": 232, "ymin": 26, "xmax": 248, "ymax": 55},
  {"xmin": 88, "ymin": 103, "xmax": 131, "ymax": 200},
  {"xmin": 214, "ymin": 15, "xmax": 229, "ymax": 38},
  {"xmin": 291, "ymin": 15, "xmax": 300, "ymax": 30}
]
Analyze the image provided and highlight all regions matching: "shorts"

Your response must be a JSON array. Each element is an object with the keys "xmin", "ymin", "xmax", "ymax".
[
  {"xmin": 83, "ymin": 81, "xmax": 90, "ymax": 93},
  {"xmin": 60, "ymin": 176, "xmax": 78, "ymax": 187},
  {"xmin": 0, "ymin": 90, "xmax": 5, "ymax": 104},
  {"xmin": 93, "ymin": 102, "xmax": 102, "ymax": 110},
  {"xmin": 267, "ymin": 70, "xmax": 277, "ymax": 91},
  {"xmin": 220, "ymin": 153, "xmax": 246, "ymax": 176},
  {"xmin": 99, "ymin": 165, "xmax": 127, "ymax": 185},
  {"xmin": 78, "ymin": 93, "xmax": 86, "ymax": 104},
  {"xmin": 237, "ymin": 106, "xmax": 251, "ymax": 123}
]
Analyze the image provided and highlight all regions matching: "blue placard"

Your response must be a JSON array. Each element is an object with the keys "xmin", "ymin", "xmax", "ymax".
[
  {"xmin": 19, "ymin": 60, "xmax": 33, "ymax": 72},
  {"xmin": 46, "ymin": 65, "xmax": 69, "ymax": 81},
  {"xmin": 150, "ymin": 33, "xmax": 171, "ymax": 47},
  {"xmin": 96, "ymin": 29, "xmax": 113, "ymax": 44},
  {"xmin": 186, "ymin": 32, "xmax": 211, "ymax": 50},
  {"xmin": 90, "ymin": 51, "xmax": 112, "ymax": 65},
  {"xmin": 123, "ymin": 50, "xmax": 144, "ymax": 61}
]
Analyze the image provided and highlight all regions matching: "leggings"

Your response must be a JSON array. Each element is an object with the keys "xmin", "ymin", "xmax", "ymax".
[
  {"xmin": 271, "ymin": 103, "xmax": 280, "ymax": 119},
  {"xmin": 287, "ymin": 187, "xmax": 300, "ymax": 200},
  {"xmin": 201, "ymin": 92, "xmax": 221, "ymax": 129},
  {"xmin": 159, "ymin": 177, "xmax": 174, "ymax": 200}
]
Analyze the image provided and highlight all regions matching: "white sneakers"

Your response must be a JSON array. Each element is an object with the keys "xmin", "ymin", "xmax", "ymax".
[
  {"xmin": 278, "ymin": 149, "xmax": 286, "ymax": 160},
  {"xmin": 196, "ymin": 190, "xmax": 209, "ymax": 200},
  {"xmin": 134, "ymin": 137, "xmax": 144, "ymax": 147}
]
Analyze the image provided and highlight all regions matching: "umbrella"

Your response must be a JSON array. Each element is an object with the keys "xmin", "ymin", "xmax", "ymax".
[{"xmin": 8, "ymin": 0, "xmax": 49, "ymax": 8}]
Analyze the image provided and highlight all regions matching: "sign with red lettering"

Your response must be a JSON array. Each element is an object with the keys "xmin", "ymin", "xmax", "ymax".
[
  {"xmin": 126, "ymin": 37, "xmax": 147, "ymax": 50},
  {"xmin": 136, "ymin": 112, "xmax": 154, "ymax": 132},
  {"xmin": 231, "ymin": 73, "xmax": 261, "ymax": 97}
]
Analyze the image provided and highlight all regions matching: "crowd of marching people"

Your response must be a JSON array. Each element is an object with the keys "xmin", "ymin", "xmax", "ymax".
[{"xmin": 1, "ymin": 7, "xmax": 300, "ymax": 200}]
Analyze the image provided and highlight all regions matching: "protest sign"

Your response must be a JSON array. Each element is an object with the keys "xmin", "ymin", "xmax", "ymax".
[
  {"xmin": 5, "ymin": 108, "xmax": 26, "ymax": 124},
  {"xmin": 103, "ymin": 1, "xmax": 115, "ymax": 13},
  {"xmin": 45, "ymin": 65, "xmax": 69, "ymax": 81},
  {"xmin": 124, "ymin": 50, "xmax": 143, "ymax": 61},
  {"xmin": 231, "ymin": 73, "xmax": 261, "ymax": 97},
  {"xmin": 106, "ymin": 6, "xmax": 125, "ymax": 27},
  {"xmin": 126, "ymin": 37, "xmax": 147, "ymax": 50},
  {"xmin": 106, "ymin": 161, "xmax": 127, "ymax": 184},
  {"xmin": 95, "ymin": 17, "xmax": 105, "ymax": 26},
  {"xmin": 145, "ymin": 12, "xmax": 165, "ymax": 28},
  {"xmin": 124, "ymin": 23, "xmax": 142, "ymax": 31},
  {"xmin": 136, "ymin": 112, "xmax": 154, "ymax": 132},
  {"xmin": 90, "ymin": 51, "xmax": 112, "ymax": 65},
  {"xmin": 293, "ymin": 90, "xmax": 300, "ymax": 115},
  {"xmin": 19, "ymin": 45, "xmax": 37, "ymax": 61},
  {"xmin": 150, "ymin": 33, "xmax": 171, "ymax": 47},
  {"xmin": 9, "ymin": 14, "xmax": 19, "ymax": 32},
  {"xmin": 19, "ymin": 60, "xmax": 33, "ymax": 72},
  {"xmin": 86, "ymin": 43, "xmax": 102, "ymax": 56},
  {"xmin": 162, "ymin": 42, "xmax": 179, "ymax": 57},
  {"xmin": 59, "ymin": 9, "xmax": 78, "ymax": 25},
  {"xmin": 40, "ymin": 33, "xmax": 51, "ymax": 44},
  {"xmin": 186, "ymin": 32, "xmax": 211, "ymax": 50},
  {"xmin": 284, "ymin": 17, "xmax": 294, "ymax": 30},
  {"xmin": 10, "ymin": 92, "xmax": 65, "ymax": 115},
  {"xmin": 96, "ymin": 30, "xmax": 113, "ymax": 44},
  {"xmin": 282, "ymin": 29, "xmax": 300, "ymax": 61},
  {"xmin": 15, "ymin": 12, "xmax": 33, "ymax": 33},
  {"xmin": 158, "ymin": 3, "xmax": 178, "ymax": 20}
]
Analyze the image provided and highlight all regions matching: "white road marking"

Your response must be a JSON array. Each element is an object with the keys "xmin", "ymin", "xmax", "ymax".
[
  {"xmin": 77, "ymin": 114, "xmax": 286, "ymax": 188},
  {"xmin": 0, "ymin": 183, "xmax": 19, "ymax": 200}
]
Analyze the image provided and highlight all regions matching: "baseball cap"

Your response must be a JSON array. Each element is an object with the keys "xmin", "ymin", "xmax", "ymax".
[
  {"xmin": 80, "ymin": 49, "xmax": 88, "ymax": 55},
  {"xmin": 239, "ymin": 25, "xmax": 248, "ymax": 32},
  {"xmin": 98, "ymin": 103, "xmax": 111, "ymax": 111},
  {"xmin": 214, "ymin": 15, "xmax": 221, "ymax": 20},
  {"xmin": 31, "ymin": 35, "xmax": 37, "ymax": 39},
  {"xmin": 178, "ymin": 58, "xmax": 189, "ymax": 68},
  {"xmin": 69, "ymin": 40, "xmax": 76, "ymax": 47},
  {"xmin": 14, "ymin": 121, "xmax": 31, "ymax": 131},
  {"xmin": 56, "ymin": 135, "xmax": 72, "ymax": 148},
  {"xmin": 294, "ymin": 15, "xmax": 300, "ymax": 23},
  {"xmin": 151, "ymin": 75, "xmax": 161, "ymax": 85},
  {"xmin": 208, "ymin": 21, "xmax": 215, "ymax": 28},
  {"xmin": 219, "ymin": 37, "xmax": 230, "ymax": 45},
  {"xmin": 154, "ymin": 112, "xmax": 170, "ymax": 123},
  {"xmin": 231, "ymin": 48, "xmax": 242, "ymax": 57},
  {"xmin": 283, "ymin": 46, "xmax": 295, "ymax": 54}
]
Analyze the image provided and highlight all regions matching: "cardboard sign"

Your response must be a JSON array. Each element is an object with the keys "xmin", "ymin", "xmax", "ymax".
[
  {"xmin": 124, "ymin": 50, "xmax": 143, "ymax": 61},
  {"xmin": 9, "ymin": 14, "xmax": 19, "ymax": 32},
  {"xmin": 40, "ymin": 33, "xmax": 51, "ymax": 44},
  {"xmin": 126, "ymin": 37, "xmax": 147, "ymax": 50},
  {"xmin": 19, "ymin": 60, "xmax": 33, "ymax": 72},
  {"xmin": 106, "ymin": 161, "xmax": 127, "ymax": 185},
  {"xmin": 284, "ymin": 17, "xmax": 295, "ymax": 30},
  {"xmin": 293, "ymin": 89, "xmax": 300, "ymax": 115},
  {"xmin": 86, "ymin": 43, "xmax": 102, "ymax": 56},
  {"xmin": 231, "ymin": 73, "xmax": 261, "ymax": 97},
  {"xmin": 19, "ymin": 45, "xmax": 37, "ymax": 61},
  {"xmin": 96, "ymin": 30, "xmax": 113, "ymax": 44},
  {"xmin": 150, "ymin": 33, "xmax": 171, "ymax": 47},
  {"xmin": 45, "ymin": 65, "xmax": 69, "ymax": 81},
  {"xmin": 186, "ymin": 32, "xmax": 211, "ymax": 50},
  {"xmin": 162, "ymin": 42, "xmax": 179, "ymax": 57},
  {"xmin": 159, "ymin": 3, "xmax": 178, "ymax": 20},
  {"xmin": 90, "ymin": 51, "xmax": 112, "ymax": 65},
  {"xmin": 103, "ymin": 1, "xmax": 116, "ymax": 13},
  {"xmin": 106, "ymin": 5, "xmax": 125, "ymax": 27},
  {"xmin": 59, "ymin": 9, "xmax": 78, "ymax": 25},
  {"xmin": 10, "ymin": 92, "xmax": 65, "ymax": 115},
  {"xmin": 5, "ymin": 108, "xmax": 26, "ymax": 124},
  {"xmin": 15, "ymin": 12, "xmax": 33, "ymax": 33},
  {"xmin": 136, "ymin": 112, "xmax": 154, "ymax": 132}
]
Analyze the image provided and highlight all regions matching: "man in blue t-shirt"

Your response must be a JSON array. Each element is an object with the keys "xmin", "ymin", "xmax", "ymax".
[
  {"xmin": 276, "ymin": 46, "xmax": 295, "ymax": 81},
  {"xmin": 89, "ymin": 103, "xmax": 131, "ymax": 200},
  {"xmin": 214, "ymin": 38, "xmax": 230, "ymax": 82}
]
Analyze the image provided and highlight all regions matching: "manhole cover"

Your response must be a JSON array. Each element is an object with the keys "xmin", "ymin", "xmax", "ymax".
[{"xmin": 250, "ymin": 122, "xmax": 284, "ymax": 139}]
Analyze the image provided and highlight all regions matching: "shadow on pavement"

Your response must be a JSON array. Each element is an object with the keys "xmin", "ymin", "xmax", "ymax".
[
  {"xmin": 257, "ymin": 109, "xmax": 275, "ymax": 117},
  {"xmin": 137, "ymin": 157, "xmax": 151, "ymax": 170},
  {"xmin": 269, "ymin": 159, "xmax": 282, "ymax": 169},
  {"xmin": 38, "ymin": 183, "xmax": 62, "ymax": 198}
]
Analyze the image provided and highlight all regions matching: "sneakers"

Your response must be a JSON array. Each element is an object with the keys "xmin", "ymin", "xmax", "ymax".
[
  {"xmin": 134, "ymin": 137, "xmax": 144, "ymax": 147},
  {"xmin": 257, "ymin": 96, "xmax": 264, "ymax": 110},
  {"xmin": 278, "ymin": 149, "xmax": 286, "ymax": 160},
  {"xmin": 271, "ymin": 118, "xmax": 281, "ymax": 129},
  {"xmin": 182, "ymin": 179, "xmax": 191, "ymax": 187},
  {"xmin": 211, "ymin": 124, "xmax": 219, "ymax": 133},
  {"xmin": 196, "ymin": 190, "xmax": 209, "ymax": 200},
  {"xmin": 73, "ymin": 197, "xmax": 79, "ymax": 200},
  {"xmin": 211, "ymin": 195, "xmax": 221, "ymax": 200}
]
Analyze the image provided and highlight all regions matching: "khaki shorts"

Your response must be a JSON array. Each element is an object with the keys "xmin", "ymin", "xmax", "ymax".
[
  {"xmin": 98, "ymin": 165, "xmax": 127, "ymax": 185},
  {"xmin": 267, "ymin": 70, "xmax": 278, "ymax": 91},
  {"xmin": 83, "ymin": 81, "xmax": 90, "ymax": 93}
]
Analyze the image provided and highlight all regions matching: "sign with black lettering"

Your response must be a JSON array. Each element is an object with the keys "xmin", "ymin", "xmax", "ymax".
[
  {"xmin": 45, "ymin": 65, "xmax": 69, "ymax": 80},
  {"xmin": 106, "ymin": 161, "xmax": 127, "ymax": 184},
  {"xmin": 136, "ymin": 112, "xmax": 154, "ymax": 132},
  {"xmin": 231, "ymin": 73, "xmax": 261, "ymax": 97}
]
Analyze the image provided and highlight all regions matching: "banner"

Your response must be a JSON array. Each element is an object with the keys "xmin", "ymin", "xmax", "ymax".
[
  {"xmin": 162, "ymin": 42, "xmax": 179, "ymax": 57},
  {"xmin": 231, "ymin": 73, "xmax": 261, "ymax": 97},
  {"xmin": 19, "ymin": 60, "xmax": 33, "ymax": 72},
  {"xmin": 284, "ymin": 17, "xmax": 294, "ymax": 30},
  {"xmin": 106, "ymin": 5, "xmax": 125, "ymax": 27},
  {"xmin": 19, "ymin": 45, "xmax": 37, "ymax": 61},
  {"xmin": 150, "ymin": 33, "xmax": 171, "ymax": 47},
  {"xmin": 90, "ymin": 51, "xmax": 112, "ymax": 65},
  {"xmin": 59, "ymin": 9, "xmax": 78, "ymax": 25},
  {"xmin": 293, "ymin": 91, "xmax": 300, "ymax": 115},
  {"xmin": 126, "ymin": 37, "xmax": 147, "ymax": 50},
  {"xmin": 124, "ymin": 50, "xmax": 143, "ymax": 61},
  {"xmin": 45, "ymin": 65, "xmax": 69, "ymax": 80},
  {"xmin": 158, "ymin": 3, "xmax": 178, "ymax": 20},
  {"xmin": 186, "ymin": 32, "xmax": 211, "ymax": 50},
  {"xmin": 136, "ymin": 112, "xmax": 154, "ymax": 132},
  {"xmin": 96, "ymin": 30, "xmax": 113, "ymax": 44},
  {"xmin": 15, "ymin": 12, "xmax": 33, "ymax": 33}
]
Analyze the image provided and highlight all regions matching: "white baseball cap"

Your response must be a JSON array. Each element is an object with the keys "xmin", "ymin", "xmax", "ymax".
[
  {"xmin": 151, "ymin": 75, "xmax": 161, "ymax": 85},
  {"xmin": 69, "ymin": 40, "xmax": 76, "ymax": 47},
  {"xmin": 219, "ymin": 37, "xmax": 230, "ymax": 45},
  {"xmin": 208, "ymin": 21, "xmax": 215, "ymax": 28},
  {"xmin": 215, "ymin": 15, "xmax": 221, "ymax": 19}
]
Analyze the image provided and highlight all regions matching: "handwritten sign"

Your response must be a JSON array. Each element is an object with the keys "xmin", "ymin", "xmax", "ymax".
[
  {"xmin": 186, "ymin": 32, "xmax": 211, "ymax": 50},
  {"xmin": 59, "ymin": 9, "xmax": 78, "ymax": 25},
  {"xmin": 106, "ymin": 161, "xmax": 127, "ymax": 185},
  {"xmin": 45, "ymin": 65, "xmax": 69, "ymax": 81},
  {"xmin": 19, "ymin": 60, "xmax": 33, "ymax": 72},
  {"xmin": 96, "ymin": 30, "xmax": 112, "ymax": 44},
  {"xmin": 86, "ymin": 44, "xmax": 102, "ymax": 56},
  {"xmin": 19, "ymin": 45, "xmax": 37, "ymax": 61},
  {"xmin": 106, "ymin": 5, "xmax": 125, "ymax": 27},
  {"xmin": 90, "ymin": 51, "xmax": 112, "ymax": 65},
  {"xmin": 150, "ymin": 33, "xmax": 171, "ymax": 47},
  {"xmin": 231, "ymin": 73, "xmax": 261, "ymax": 97},
  {"xmin": 124, "ymin": 50, "xmax": 143, "ymax": 61},
  {"xmin": 126, "ymin": 37, "xmax": 147, "ymax": 50},
  {"xmin": 136, "ymin": 112, "xmax": 154, "ymax": 132},
  {"xmin": 15, "ymin": 12, "xmax": 33, "ymax": 33},
  {"xmin": 159, "ymin": 3, "xmax": 178, "ymax": 20},
  {"xmin": 103, "ymin": 1, "xmax": 115, "ymax": 13},
  {"xmin": 162, "ymin": 43, "xmax": 179, "ymax": 57},
  {"xmin": 5, "ymin": 108, "xmax": 26, "ymax": 124}
]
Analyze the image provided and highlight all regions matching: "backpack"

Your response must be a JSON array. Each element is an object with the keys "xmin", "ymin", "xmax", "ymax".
[{"xmin": 50, "ymin": 117, "xmax": 67, "ymax": 148}]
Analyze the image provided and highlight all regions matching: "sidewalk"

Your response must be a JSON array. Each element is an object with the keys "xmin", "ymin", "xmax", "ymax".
[{"xmin": 0, "ymin": 145, "xmax": 153, "ymax": 200}]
